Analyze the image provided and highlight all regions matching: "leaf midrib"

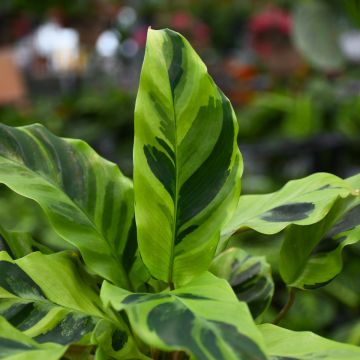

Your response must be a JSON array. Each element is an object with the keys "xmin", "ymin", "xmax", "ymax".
[{"xmin": 167, "ymin": 88, "xmax": 179, "ymax": 288}]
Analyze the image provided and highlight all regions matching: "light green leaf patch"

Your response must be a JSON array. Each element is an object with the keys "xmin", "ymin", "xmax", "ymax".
[
  {"xmin": 222, "ymin": 173, "xmax": 352, "ymax": 240},
  {"xmin": 259, "ymin": 324, "xmax": 360, "ymax": 359},
  {"xmin": 134, "ymin": 28, "xmax": 242, "ymax": 286},
  {"xmin": 101, "ymin": 273, "xmax": 267, "ymax": 360},
  {"xmin": 0, "ymin": 123, "xmax": 135, "ymax": 288},
  {"xmin": 210, "ymin": 248, "xmax": 274, "ymax": 318}
]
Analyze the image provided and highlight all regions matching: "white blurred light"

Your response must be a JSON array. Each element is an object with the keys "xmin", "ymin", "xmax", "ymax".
[
  {"xmin": 52, "ymin": 28, "xmax": 80, "ymax": 72},
  {"xmin": 121, "ymin": 38, "xmax": 139, "ymax": 58},
  {"xmin": 340, "ymin": 31, "xmax": 360, "ymax": 62},
  {"xmin": 34, "ymin": 22, "xmax": 80, "ymax": 72},
  {"xmin": 117, "ymin": 7, "xmax": 137, "ymax": 29},
  {"xmin": 34, "ymin": 22, "xmax": 61, "ymax": 57},
  {"xmin": 96, "ymin": 30, "xmax": 120, "ymax": 57}
]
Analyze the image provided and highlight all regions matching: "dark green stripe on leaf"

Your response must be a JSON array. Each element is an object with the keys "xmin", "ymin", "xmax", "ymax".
[
  {"xmin": 148, "ymin": 301, "xmax": 207, "ymax": 359},
  {"xmin": 176, "ymin": 225, "xmax": 199, "ymax": 245},
  {"xmin": 144, "ymin": 145, "xmax": 175, "ymax": 200},
  {"xmin": 17, "ymin": 304, "xmax": 48, "ymax": 331},
  {"xmin": 149, "ymin": 92, "xmax": 175, "ymax": 145},
  {"xmin": 165, "ymin": 30, "xmax": 184, "ymax": 95},
  {"xmin": 212, "ymin": 321, "xmax": 267, "ymax": 360},
  {"xmin": 200, "ymin": 327, "xmax": 223, "ymax": 359},
  {"xmin": 328, "ymin": 204, "xmax": 360, "ymax": 236},
  {"xmin": 122, "ymin": 219, "xmax": 138, "ymax": 272},
  {"xmin": 303, "ymin": 278, "xmax": 336, "ymax": 290},
  {"xmin": 156, "ymin": 137, "xmax": 175, "ymax": 163},
  {"xmin": 312, "ymin": 236, "xmax": 346, "ymax": 255},
  {"xmin": 0, "ymin": 337, "xmax": 35, "ymax": 355},
  {"xmin": 34, "ymin": 313, "xmax": 95, "ymax": 345},
  {"xmin": 177, "ymin": 92, "xmax": 235, "ymax": 228},
  {"xmin": 0, "ymin": 261, "xmax": 45, "ymax": 299},
  {"xmin": 311, "ymin": 205, "xmax": 360, "ymax": 255},
  {"xmin": 111, "ymin": 329, "xmax": 128, "ymax": 351},
  {"xmin": 176, "ymin": 293, "xmax": 210, "ymax": 300},
  {"xmin": 147, "ymin": 300, "xmax": 266, "ymax": 360},
  {"xmin": 261, "ymin": 202, "xmax": 315, "ymax": 222},
  {"xmin": 230, "ymin": 262, "xmax": 262, "ymax": 287},
  {"xmin": 29, "ymin": 126, "xmax": 87, "ymax": 202},
  {"xmin": 3, "ymin": 303, "xmax": 37, "ymax": 330},
  {"xmin": 235, "ymin": 278, "xmax": 273, "ymax": 318},
  {"xmin": 0, "ymin": 235, "xmax": 13, "ymax": 258},
  {"xmin": 0, "ymin": 126, "xmax": 44, "ymax": 171},
  {"xmin": 122, "ymin": 293, "xmax": 171, "ymax": 305}
]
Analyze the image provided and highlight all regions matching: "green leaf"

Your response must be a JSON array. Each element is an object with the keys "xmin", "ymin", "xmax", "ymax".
[
  {"xmin": 0, "ymin": 250, "xmax": 145, "ymax": 358},
  {"xmin": 280, "ymin": 174, "xmax": 360, "ymax": 289},
  {"xmin": 222, "ymin": 173, "xmax": 351, "ymax": 240},
  {"xmin": 0, "ymin": 317, "xmax": 66, "ymax": 360},
  {"xmin": 293, "ymin": 1, "xmax": 345, "ymax": 71},
  {"xmin": 102, "ymin": 273, "xmax": 267, "ymax": 360},
  {"xmin": 0, "ymin": 225, "xmax": 33, "ymax": 258},
  {"xmin": 134, "ymin": 28, "xmax": 242, "ymax": 286},
  {"xmin": 0, "ymin": 123, "xmax": 134, "ymax": 287},
  {"xmin": 210, "ymin": 248, "xmax": 274, "ymax": 318},
  {"xmin": 0, "ymin": 251, "xmax": 103, "ymax": 345},
  {"xmin": 259, "ymin": 324, "xmax": 360, "ymax": 359}
]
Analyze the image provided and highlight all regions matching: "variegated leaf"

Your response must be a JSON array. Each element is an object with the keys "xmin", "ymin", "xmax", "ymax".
[
  {"xmin": 101, "ymin": 273, "xmax": 268, "ymax": 360},
  {"xmin": 0, "ymin": 250, "xmax": 142, "ymax": 358},
  {"xmin": 259, "ymin": 324, "xmax": 360, "ymax": 360},
  {"xmin": 0, "ymin": 123, "xmax": 135, "ymax": 288},
  {"xmin": 0, "ymin": 251, "xmax": 102, "ymax": 346},
  {"xmin": 210, "ymin": 248, "xmax": 274, "ymax": 318},
  {"xmin": 0, "ymin": 317, "xmax": 65, "ymax": 360},
  {"xmin": 280, "ymin": 174, "xmax": 360, "ymax": 289},
  {"xmin": 134, "ymin": 28, "xmax": 242, "ymax": 286},
  {"xmin": 221, "ymin": 173, "xmax": 352, "ymax": 242}
]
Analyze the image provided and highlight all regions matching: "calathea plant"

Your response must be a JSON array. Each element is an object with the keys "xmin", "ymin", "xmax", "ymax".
[{"xmin": 0, "ymin": 28, "xmax": 360, "ymax": 360}]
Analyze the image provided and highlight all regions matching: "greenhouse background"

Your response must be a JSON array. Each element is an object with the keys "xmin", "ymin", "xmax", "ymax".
[{"xmin": 1, "ymin": 0, "xmax": 360, "ymax": 347}]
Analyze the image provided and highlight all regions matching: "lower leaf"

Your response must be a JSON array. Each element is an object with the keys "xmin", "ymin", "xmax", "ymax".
[
  {"xmin": 0, "ymin": 316, "xmax": 66, "ymax": 359},
  {"xmin": 0, "ymin": 251, "xmax": 140, "ymax": 359},
  {"xmin": 259, "ymin": 324, "xmax": 360, "ymax": 359},
  {"xmin": 210, "ymin": 248, "xmax": 274, "ymax": 318},
  {"xmin": 280, "ymin": 174, "xmax": 360, "ymax": 289},
  {"xmin": 101, "ymin": 272, "xmax": 268, "ymax": 360}
]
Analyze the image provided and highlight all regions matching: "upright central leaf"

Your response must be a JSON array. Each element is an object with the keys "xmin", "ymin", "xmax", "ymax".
[{"xmin": 134, "ymin": 29, "xmax": 242, "ymax": 285}]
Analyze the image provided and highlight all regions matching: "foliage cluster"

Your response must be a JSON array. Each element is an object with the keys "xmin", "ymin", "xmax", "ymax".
[{"xmin": 0, "ymin": 29, "xmax": 360, "ymax": 360}]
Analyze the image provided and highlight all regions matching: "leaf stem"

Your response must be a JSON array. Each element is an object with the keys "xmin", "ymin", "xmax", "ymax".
[
  {"xmin": 151, "ymin": 348, "xmax": 160, "ymax": 360},
  {"xmin": 172, "ymin": 351, "xmax": 185, "ymax": 360},
  {"xmin": 272, "ymin": 287, "xmax": 297, "ymax": 325}
]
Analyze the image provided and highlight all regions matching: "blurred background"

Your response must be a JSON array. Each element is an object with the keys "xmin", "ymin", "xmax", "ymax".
[{"xmin": 1, "ymin": 0, "xmax": 360, "ymax": 345}]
